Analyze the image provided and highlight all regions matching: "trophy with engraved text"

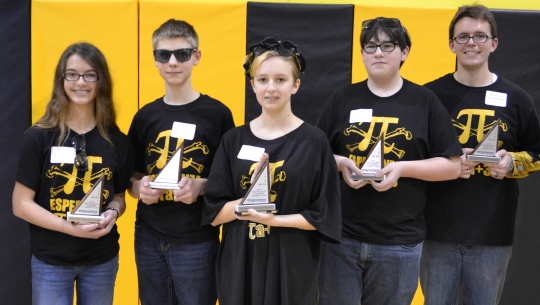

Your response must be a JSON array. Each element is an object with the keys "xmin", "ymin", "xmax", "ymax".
[
  {"xmin": 149, "ymin": 142, "xmax": 184, "ymax": 190},
  {"xmin": 467, "ymin": 118, "xmax": 501, "ymax": 163},
  {"xmin": 235, "ymin": 158, "xmax": 277, "ymax": 215},
  {"xmin": 67, "ymin": 175, "xmax": 105, "ymax": 223},
  {"xmin": 352, "ymin": 134, "xmax": 386, "ymax": 181}
]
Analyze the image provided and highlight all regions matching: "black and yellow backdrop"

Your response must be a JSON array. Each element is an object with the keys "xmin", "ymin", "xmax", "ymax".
[{"xmin": 1, "ymin": 1, "xmax": 539, "ymax": 304}]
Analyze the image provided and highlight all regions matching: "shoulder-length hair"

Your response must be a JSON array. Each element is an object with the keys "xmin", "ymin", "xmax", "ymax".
[{"xmin": 35, "ymin": 42, "xmax": 118, "ymax": 147}]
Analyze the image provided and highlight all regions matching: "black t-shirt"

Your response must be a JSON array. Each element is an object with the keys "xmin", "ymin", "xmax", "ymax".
[
  {"xmin": 16, "ymin": 126, "xmax": 134, "ymax": 266},
  {"xmin": 128, "ymin": 95, "xmax": 235, "ymax": 244},
  {"xmin": 202, "ymin": 123, "xmax": 341, "ymax": 305},
  {"xmin": 316, "ymin": 79, "xmax": 462, "ymax": 245},
  {"xmin": 425, "ymin": 73, "xmax": 540, "ymax": 245}
]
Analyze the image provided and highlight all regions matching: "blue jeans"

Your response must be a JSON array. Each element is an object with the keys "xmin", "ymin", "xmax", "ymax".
[
  {"xmin": 420, "ymin": 240, "xmax": 512, "ymax": 305},
  {"xmin": 31, "ymin": 255, "xmax": 118, "ymax": 305},
  {"xmin": 318, "ymin": 236, "xmax": 423, "ymax": 305},
  {"xmin": 134, "ymin": 224, "xmax": 218, "ymax": 305}
]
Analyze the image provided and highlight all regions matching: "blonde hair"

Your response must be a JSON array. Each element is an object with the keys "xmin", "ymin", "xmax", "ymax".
[
  {"xmin": 245, "ymin": 50, "xmax": 301, "ymax": 80},
  {"xmin": 152, "ymin": 19, "xmax": 198, "ymax": 49}
]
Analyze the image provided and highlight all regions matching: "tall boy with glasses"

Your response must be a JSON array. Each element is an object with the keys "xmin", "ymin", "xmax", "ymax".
[
  {"xmin": 127, "ymin": 19, "xmax": 234, "ymax": 305},
  {"xmin": 316, "ymin": 17, "xmax": 462, "ymax": 305},
  {"xmin": 421, "ymin": 5, "xmax": 540, "ymax": 305}
]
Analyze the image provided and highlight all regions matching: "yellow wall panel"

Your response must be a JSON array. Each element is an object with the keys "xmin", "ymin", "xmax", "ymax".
[
  {"xmin": 245, "ymin": 0, "xmax": 540, "ymax": 10},
  {"xmin": 140, "ymin": 0, "xmax": 247, "ymax": 126},
  {"xmin": 352, "ymin": 5, "xmax": 457, "ymax": 85},
  {"xmin": 31, "ymin": 1, "xmax": 139, "ymax": 304}
]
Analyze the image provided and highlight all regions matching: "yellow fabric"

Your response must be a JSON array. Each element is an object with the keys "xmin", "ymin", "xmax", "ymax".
[
  {"xmin": 353, "ymin": 5, "xmax": 457, "ymax": 85},
  {"xmin": 508, "ymin": 151, "xmax": 540, "ymax": 178},
  {"xmin": 32, "ymin": 1, "xmax": 139, "ymax": 304},
  {"xmin": 140, "ymin": 0, "xmax": 246, "ymax": 126}
]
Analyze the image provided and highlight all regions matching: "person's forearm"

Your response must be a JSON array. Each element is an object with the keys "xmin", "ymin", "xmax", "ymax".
[
  {"xmin": 271, "ymin": 214, "xmax": 315, "ymax": 230},
  {"xmin": 398, "ymin": 156, "xmax": 461, "ymax": 181},
  {"xmin": 211, "ymin": 199, "xmax": 241, "ymax": 226}
]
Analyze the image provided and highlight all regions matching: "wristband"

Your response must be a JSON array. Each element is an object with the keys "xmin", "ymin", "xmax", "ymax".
[
  {"xmin": 104, "ymin": 207, "xmax": 119, "ymax": 220},
  {"xmin": 507, "ymin": 153, "xmax": 515, "ymax": 174}
]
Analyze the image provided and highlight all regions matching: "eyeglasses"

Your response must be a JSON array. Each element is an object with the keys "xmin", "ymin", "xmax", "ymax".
[
  {"xmin": 363, "ymin": 42, "xmax": 399, "ymax": 53},
  {"xmin": 452, "ymin": 35, "xmax": 493, "ymax": 44},
  {"xmin": 63, "ymin": 72, "xmax": 99, "ymax": 82},
  {"xmin": 71, "ymin": 134, "xmax": 88, "ymax": 171},
  {"xmin": 362, "ymin": 18, "xmax": 404, "ymax": 31},
  {"xmin": 153, "ymin": 48, "xmax": 198, "ymax": 63}
]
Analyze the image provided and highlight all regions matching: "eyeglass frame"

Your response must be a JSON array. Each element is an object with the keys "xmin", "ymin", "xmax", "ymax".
[
  {"xmin": 63, "ymin": 72, "xmax": 99, "ymax": 82},
  {"xmin": 71, "ymin": 134, "xmax": 88, "ymax": 171},
  {"xmin": 153, "ymin": 48, "xmax": 198, "ymax": 63},
  {"xmin": 362, "ymin": 42, "xmax": 399, "ymax": 53},
  {"xmin": 452, "ymin": 34, "xmax": 494, "ymax": 44}
]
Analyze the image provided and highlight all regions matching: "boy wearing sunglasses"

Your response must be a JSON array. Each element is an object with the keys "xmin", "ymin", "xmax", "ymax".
[
  {"xmin": 421, "ymin": 5, "xmax": 540, "ymax": 305},
  {"xmin": 127, "ymin": 19, "xmax": 235, "ymax": 305},
  {"xmin": 316, "ymin": 17, "xmax": 462, "ymax": 305}
]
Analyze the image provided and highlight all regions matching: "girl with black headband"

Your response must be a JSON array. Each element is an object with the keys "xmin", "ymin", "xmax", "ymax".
[{"xmin": 202, "ymin": 37, "xmax": 341, "ymax": 305}]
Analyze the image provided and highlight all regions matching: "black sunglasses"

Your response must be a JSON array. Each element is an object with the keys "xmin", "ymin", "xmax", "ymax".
[
  {"xmin": 153, "ymin": 48, "xmax": 197, "ymax": 63},
  {"xmin": 71, "ymin": 134, "xmax": 88, "ymax": 171},
  {"xmin": 362, "ymin": 18, "xmax": 404, "ymax": 30}
]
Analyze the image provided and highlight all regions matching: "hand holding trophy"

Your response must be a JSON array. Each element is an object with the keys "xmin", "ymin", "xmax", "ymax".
[{"xmin": 467, "ymin": 118, "xmax": 502, "ymax": 163}]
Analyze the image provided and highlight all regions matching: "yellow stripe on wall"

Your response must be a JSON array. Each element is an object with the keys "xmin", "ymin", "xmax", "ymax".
[
  {"xmin": 31, "ymin": 1, "xmax": 139, "ymax": 304},
  {"xmin": 140, "ymin": 0, "xmax": 247, "ymax": 126},
  {"xmin": 352, "ymin": 5, "xmax": 458, "ymax": 85}
]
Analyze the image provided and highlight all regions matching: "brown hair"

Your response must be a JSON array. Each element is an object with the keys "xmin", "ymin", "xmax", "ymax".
[
  {"xmin": 449, "ymin": 4, "xmax": 497, "ymax": 39},
  {"xmin": 35, "ymin": 42, "xmax": 118, "ymax": 147}
]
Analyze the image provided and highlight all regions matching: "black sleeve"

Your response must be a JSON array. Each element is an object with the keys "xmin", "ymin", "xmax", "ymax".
[
  {"xmin": 16, "ymin": 127, "xmax": 46, "ymax": 192},
  {"xmin": 300, "ymin": 133, "xmax": 342, "ymax": 243},
  {"xmin": 113, "ymin": 134, "xmax": 136, "ymax": 193},
  {"xmin": 127, "ymin": 112, "xmax": 146, "ymax": 174},
  {"xmin": 201, "ymin": 134, "xmax": 237, "ymax": 226}
]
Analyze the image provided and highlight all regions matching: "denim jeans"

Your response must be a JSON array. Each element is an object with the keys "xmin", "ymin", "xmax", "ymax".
[
  {"xmin": 318, "ymin": 236, "xmax": 423, "ymax": 305},
  {"xmin": 134, "ymin": 224, "xmax": 218, "ymax": 305},
  {"xmin": 31, "ymin": 254, "xmax": 118, "ymax": 305},
  {"xmin": 420, "ymin": 240, "xmax": 512, "ymax": 305}
]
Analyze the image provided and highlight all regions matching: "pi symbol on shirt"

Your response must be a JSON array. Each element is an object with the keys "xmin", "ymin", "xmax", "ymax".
[{"xmin": 344, "ymin": 117, "xmax": 412, "ymax": 159}]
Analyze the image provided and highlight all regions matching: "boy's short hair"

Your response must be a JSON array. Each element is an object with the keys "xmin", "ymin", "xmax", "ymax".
[
  {"xmin": 360, "ymin": 17, "xmax": 411, "ymax": 67},
  {"xmin": 449, "ymin": 5, "xmax": 497, "ymax": 39},
  {"xmin": 152, "ymin": 19, "xmax": 199, "ymax": 49}
]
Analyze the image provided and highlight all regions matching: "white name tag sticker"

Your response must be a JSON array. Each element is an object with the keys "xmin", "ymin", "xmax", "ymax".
[
  {"xmin": 485, "ymin": 91, "xmax": 507, "ymax": 107},
  {"xmin": 237, "ymin": 145, "xmax": 265, "ymax": 162},
  {"xmin": 51, "ymin": 147, "xmax": 76, "ymax": 164},
  {"xmin": 171, "ymin": 122, "xmax": 196, "ymax": 140},
  {"xmin": 350, "ymin": 109, "xmax": 373, "ymax": 123}
]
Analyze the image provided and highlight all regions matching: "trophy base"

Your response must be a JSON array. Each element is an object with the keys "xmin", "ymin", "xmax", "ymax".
[
  {"xmin": 467, "ymin": 155, "xmax": 501, "ymax": 163},
  {"xmin": 351, "ymin": 173, "xmax": 386, "ymax": 181},
  {"xmin": 66, "ymin": 212, "xmax": 104, "ymax": 223},
  {"xmin": 234, "ymin": 204, "xmax": 277, "ymax": 215},
  {"xmin": 148, "ymin": 182, "xmax": 180, "ymax": 190}
]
